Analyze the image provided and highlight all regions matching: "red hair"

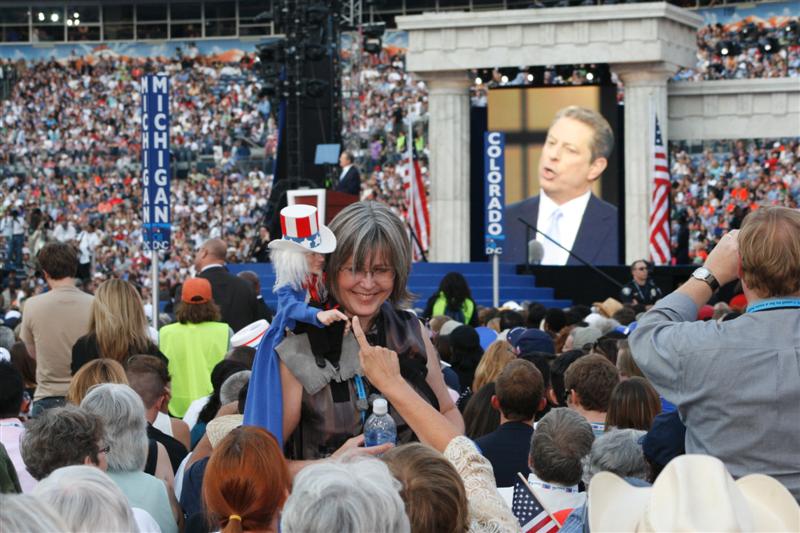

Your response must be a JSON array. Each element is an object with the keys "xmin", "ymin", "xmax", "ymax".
[{"xmin": 203, "ymin": 426, "xmax": 290, "ymax": 533}]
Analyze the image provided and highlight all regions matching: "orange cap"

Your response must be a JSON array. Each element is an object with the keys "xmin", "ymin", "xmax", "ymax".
[{"xmin": 182, "ymin": 277, "xmax": 212, "ymax": 305}]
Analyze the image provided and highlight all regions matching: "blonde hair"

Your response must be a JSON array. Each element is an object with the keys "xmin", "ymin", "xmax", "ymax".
[
  {"xmin": 472, "ymin": 340, "xmax": 515, "ymax": 392},
  {"xmin": 67, "ymin": 359, "xmax": 129, "ymax": 405},
  {"xmin": 738, "ymin": 207, "xmax": 800, "ymax": 297},
  {"xmin": 428, "ymin": 315, "xmax": 450, "ymax": 336},
  {"xmin": 90, "ymin": 279, "xmax": 154, "ymax": 363}
]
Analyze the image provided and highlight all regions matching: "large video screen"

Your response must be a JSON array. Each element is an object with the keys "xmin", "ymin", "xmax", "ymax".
[{"xmin": 486, "ymin": 86, "xmax": 622, "ymax": 265}]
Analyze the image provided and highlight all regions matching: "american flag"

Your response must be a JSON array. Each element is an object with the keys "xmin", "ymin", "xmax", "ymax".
[
  {"xmin": 511, "ymin": 477, "xmax": 560, "ymax": 533},
  {"xmin": 401, "ymin": 128, "xmax": 430, "ymax": 261},
  {"xmin": 649, "ymin": 114, "xmax": 671, "ymax": 265}
]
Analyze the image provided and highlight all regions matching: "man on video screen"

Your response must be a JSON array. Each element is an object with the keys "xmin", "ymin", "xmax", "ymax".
[{"xmin": 505, "ymin": 106, "xmax": 618, "ymax": 265}]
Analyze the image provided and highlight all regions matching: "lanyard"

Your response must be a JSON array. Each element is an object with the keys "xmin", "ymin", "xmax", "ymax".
[
  {"xmin": 354, "ymin": 375, "xmax": 368, "ymax": 425},
  {"xmin": 528, "ymin": 477, "xmax": 580, "ymax": 494},
  {"xmin": 746, "ymin": 298, "xmax": 800, "ymax": 313}
]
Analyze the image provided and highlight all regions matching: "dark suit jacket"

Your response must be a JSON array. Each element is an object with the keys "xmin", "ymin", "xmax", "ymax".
[
  {"xmin": 504, "ymin": 194, "xmax": 619, "ymax": 265},
  {"xmin": 335, "ymin": 166, "xmax": 361, "ymax": 195},
  {"xmin": 198, "ymin": 266, "xmax": 259, "ymax": 332},
  {"xmin": 475, "ymin": 421, "xmax": 534, "ymax": 487}
]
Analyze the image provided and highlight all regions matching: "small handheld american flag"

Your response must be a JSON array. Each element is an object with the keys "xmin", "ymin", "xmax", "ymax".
[{"xmin": 511, "ymin": 473, "xmax": 560, "ymax": 533}]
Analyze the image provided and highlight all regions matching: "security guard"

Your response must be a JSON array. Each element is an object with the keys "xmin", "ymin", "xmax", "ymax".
[{"xmin": 620, "ymin": 259, "xmax": 663, "ymax": 306}]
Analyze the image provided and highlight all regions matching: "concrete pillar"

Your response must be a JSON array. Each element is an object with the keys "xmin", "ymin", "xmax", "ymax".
[
  {"xmin": 424, "ymin": 70, "xmax": 472, "ymax": 262},
  {"xmin": 613, "ymin": 62, "xmax": 677, "ymax": 264}
]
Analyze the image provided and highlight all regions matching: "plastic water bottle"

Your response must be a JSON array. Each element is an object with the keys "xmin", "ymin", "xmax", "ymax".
[{"xmin": 364, "ymin": 398, "xmax": 397, "ymax": 447}]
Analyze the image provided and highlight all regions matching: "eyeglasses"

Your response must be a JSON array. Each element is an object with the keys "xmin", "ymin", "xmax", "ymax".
[
  {"xmin": 339, "ymin": 265, "xmax": 395, "ymax": 283},
  {"xmin": 98, "ymin": 444, "xmax": 111, "ymax": 454}
]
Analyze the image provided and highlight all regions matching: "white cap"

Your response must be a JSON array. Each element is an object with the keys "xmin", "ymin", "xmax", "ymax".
[
  {"xmin": 372, "ymin": 398, "xmax": 388, "ymax": 416},
  {"xmin": 231, "ymin": 319, "xmax": 270, "ymax": 348}
]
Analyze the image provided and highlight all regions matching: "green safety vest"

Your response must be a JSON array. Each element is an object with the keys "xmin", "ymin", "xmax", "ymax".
[
  {"xmin": 159, "ymin": 321, "xmax": 230, "ymax": 417},
  {"xmin": 432, "ymin": 293, "xmax": 475, "ymax": 325}
]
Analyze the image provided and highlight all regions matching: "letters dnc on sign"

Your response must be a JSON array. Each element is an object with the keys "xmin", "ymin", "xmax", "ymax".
[
  {"xmin": 484, "ymin": 132, "xmax": 506, "ymax": 255},
  {"xmin": 141, "ymin": 75, "xmax": 171, "ymax": 251}
]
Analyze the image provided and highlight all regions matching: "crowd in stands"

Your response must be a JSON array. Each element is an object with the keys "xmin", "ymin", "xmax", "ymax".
[
  {"xmin": 1, "ymin": 203, "xmax": 798, "ymax": 532},
  {"xmin": 0, "ymin": 50, "xmax": 275, "ymax": 300},
  {"xmin": 340, "ymin": 41, "xmax": 430, "ymax": 218},
  {"xmin": 669, "ymin": 137, "xmax": 799, "ymax": 264},
  {"xmin": 675, "ymin": 18, "xmax": 800, "ymax": 81}
]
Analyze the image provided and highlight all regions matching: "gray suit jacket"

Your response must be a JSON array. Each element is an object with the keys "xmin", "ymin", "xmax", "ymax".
[{"xmin": 630, "ymin": 292, "xmax": 800, "ymax": 501}]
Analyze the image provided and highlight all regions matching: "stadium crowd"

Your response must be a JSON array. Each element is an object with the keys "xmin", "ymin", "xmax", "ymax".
[
  {"xmin": 669, "ymin": 137, "xmax": 799, "ymax": 264},
  {"xmin": 1, "ymin": 14, "xmax": 800, "ymax": 531},
  {"xmin": 675, "ymin": 18, "xmax": 800, "ymax": 81},
  {"xmin": 340, "ymin": 41, "xmax": 430, "ymax": 218},
  {"xmin": 1, "ymin": 203, "xmax": 798, "ymax": 533},
  {"xmin": 0, "ymin": 51, "xmax": 275, "ymax": 300}
]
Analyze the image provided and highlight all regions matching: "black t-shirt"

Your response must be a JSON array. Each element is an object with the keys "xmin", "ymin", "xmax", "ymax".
[
  {"xmin": 70, "ymin": 333, "xmax": 167, "ymax": 375},
  {"xmin": 147, "ymin": 423, "xmax": 188, "ymax": 474}
]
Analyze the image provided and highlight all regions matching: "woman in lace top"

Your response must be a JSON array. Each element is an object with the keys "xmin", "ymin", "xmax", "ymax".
[{"xmin": 354, "ymin": 318, "xmax": 520, "ymax": 532}]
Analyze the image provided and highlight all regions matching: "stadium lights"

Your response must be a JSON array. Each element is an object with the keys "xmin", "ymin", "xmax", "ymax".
[
  {"xmin": 50, "ymin": 13, "xmax": 59, "ymax": 22},
  {"xmin": 67, "ymin": 19, "xmax": 73, "ymax": 26},
  {"xmin": 501, "ymin": 75, "xmax": 509, "ymax": 83},
  {"xmin": 527, "ymin": 73, "xmax": 534, "ymax": 82},
  {"xmin": 362, "ymin": 23, "xmax": 386, "ymax": 55},
  {"xmin": 586, "ymin": 72, "xmax": 595, "ymax": 81},
  {"xmin": 73, "ymin": 12, "xmax": 80, "ymax": 19},
  {"xmin": 37, "ymin": 12, "xmax": 45, "ymax": 21},
  {"xmin": 475, "ymin": 77, "xmax": 482, "ymax": 85},
  {"xmin": 760, "ymin": 37, "xmax": 780, "ymax": 55}
]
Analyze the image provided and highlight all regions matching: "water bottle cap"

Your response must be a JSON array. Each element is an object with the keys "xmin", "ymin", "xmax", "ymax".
[{"xmin": 373, "ymin": 398, "xmax": 388, "ymax": 415}]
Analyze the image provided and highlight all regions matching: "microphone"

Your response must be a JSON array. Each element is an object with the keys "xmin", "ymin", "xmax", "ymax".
[
  {"xmin": 517, "ymin": 217, "xmax": 624, "ymax": 290},
  {"xmin": 527, "ymin": 239, "xmax": 544, "ymax": 265}
]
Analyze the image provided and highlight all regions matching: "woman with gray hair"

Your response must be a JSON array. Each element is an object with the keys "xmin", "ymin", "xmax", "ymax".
[
  {"xmin": 247, "ymin": 201, "xmax": 462, "ymax": 459},
  {"xmin": 582, "ymin": 428, "xmax": 649, "ymax": 485},
  {"xmin": 559, "ymin": 429, "xmax": 650, "ymax": 532},
  {"xmin": 81, "ymin": 383, "xmax": 180, "ymax": 533},
  {"xmin": 0, "ymin": 493, "xmax": 67, "ymax": 531},
  {"xmin": 31, "ymin": 465, "xmax": 142, "ymax": 532},
  {"xmin": 281, "ymin": 455, "xmax": 410, "ymax": 533}
]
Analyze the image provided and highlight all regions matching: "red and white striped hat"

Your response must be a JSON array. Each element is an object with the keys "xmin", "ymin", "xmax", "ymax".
[{"xmin": 268, "ymin": 204, "xmax": 336, "ymax": 254}]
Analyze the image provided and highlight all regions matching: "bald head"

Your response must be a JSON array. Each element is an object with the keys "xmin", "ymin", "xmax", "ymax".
[
  {"xmin": 195, "ymin": 239, "xmax": 227, "ymax": 270},
  {"xmin": 204, "ymin": 239, "xmax": 227, "ymax": 260}
]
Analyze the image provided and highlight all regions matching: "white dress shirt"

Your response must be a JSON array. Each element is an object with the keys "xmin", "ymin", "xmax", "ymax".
[
  {"xmin": 536, "ymin": 190, "xmax": 592, "ymax": 266},
  {"xmin": 339, "ymin": 164, "xmax": 353, "ymax": 181}
]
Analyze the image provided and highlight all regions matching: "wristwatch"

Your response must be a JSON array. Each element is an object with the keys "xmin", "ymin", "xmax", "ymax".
[{"xmin": 691, "ymin": 267, "xmax": 720, "ymax": 291}]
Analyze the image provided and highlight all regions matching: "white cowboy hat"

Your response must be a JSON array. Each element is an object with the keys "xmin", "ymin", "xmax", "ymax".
[
  {"xmin": 268, "ymin": 204, "xmax": 336, "ymax": 254},
  {"xmin": 588, "ymin": 454, "xmax": 800, "ymax": 532},
  {"xmin": 231, "ymin": 319, "xmax": 270, "ymax": 348},
  {"xmin": 206, "ymin": 414, "xmax": 244, "ymax": 449}
]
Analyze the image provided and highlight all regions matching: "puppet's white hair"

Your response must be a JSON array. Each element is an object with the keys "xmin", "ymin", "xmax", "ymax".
[
  {"xmin": 270, "ymin": 248, "xmax": 326, "ymax": 299},
  {"xmin": 271, "ymin": 248, "xmax": 311, "ymax": 291}
]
